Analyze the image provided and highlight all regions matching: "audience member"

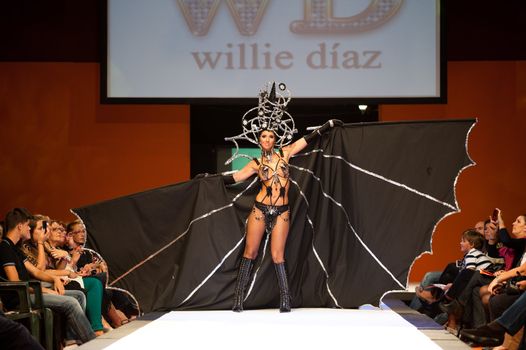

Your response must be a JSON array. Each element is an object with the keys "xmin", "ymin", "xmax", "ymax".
[
  {"xmin": 441, "ymin": 217, "xmax": 518, "ymax": 330},
  {"xmin": 484, "ymin": 219, "xmax": 512, "ymax": 268},
  {"xmin": 0, "ymin": 310, "xmax": 44, "ymax": 350},
  {"xmin": 67, "ymin": 219, "xmax": 137, "ymax": 327},
  {"xmin": 438, "ymin": 229, "xmax": 492, "ymax": 333},
  {"xmin": 7, "ymin": 208, "xmax": 514, "ymax": 347},
  {"xmin": 484, "ymin": 253, "xmax": 526, "ymax": 324},
  {"xmin": 495, "ymin": 211, "xmax": 526, "ymax": 268},
  {"xmin": 20, "ymin": 215, "xmax": 87, "ymax": 311},
  {"xmin": 0, "ymin": 208, "xmax": 95, "ymax": 344},
  {"xmin": 461, "ymin": 289, "xmax": 526, "ymax": 348},
  {"xmin": 475, "ymin": 220, "xmax": 485, "ymax": 236},
  {"xmin": 421, "ymin": 210, "xmax": 526, "ymax": 347},
  {"xmin": 43, "ymin": 220, "xmax": 106, "ymax": 336},
  {"xmin": 478, "ymin": 212, "xmax": 526, "ymax": 320},
  {"xmin": 412, "ymin": 221, "xmax": 487, "ymax": 323}
]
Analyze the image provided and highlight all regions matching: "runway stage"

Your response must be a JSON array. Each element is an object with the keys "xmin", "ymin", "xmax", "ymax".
[{"xmin": 77, "ymin": 306, "xmax": 471, "ymax": 349}]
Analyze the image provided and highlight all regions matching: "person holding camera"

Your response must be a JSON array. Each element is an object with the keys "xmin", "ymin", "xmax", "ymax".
[
  {"xmin": 460, "ymin": 211, "xmax": 526, "ymax": 347},
  {"xmin": 480, "ymin": 211, "xmax": 526, "ymax": 320}
]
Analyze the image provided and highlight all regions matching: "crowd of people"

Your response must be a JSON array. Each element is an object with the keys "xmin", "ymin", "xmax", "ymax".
[
  {"xmin": 0, "ymin": 208, "xmax": 138, "ymax": 349},
  {"xmin": 411, "ymin": 208, "xmax": 526, "ymax": 349},
  {"xmin": 3, "ymin": 203, "xmax": 526, "ymax": 349}
]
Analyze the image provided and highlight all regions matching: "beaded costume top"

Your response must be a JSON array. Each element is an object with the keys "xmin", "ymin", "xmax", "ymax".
[
  {"xmin": 224, "ymin": 81, "xmax": 295, "ymax": 207},
  {"xmin": 256, "ymin": 150, "xmax": 290, "ymax": 205},
  {"xmin": 258, "ymin": 153, "xmax": 289, "ymax": 182}
]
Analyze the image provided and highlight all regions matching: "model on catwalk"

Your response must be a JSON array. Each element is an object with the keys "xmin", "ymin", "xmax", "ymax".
[{"xmin": 221, "ymin": 82, "xmax": 341, "ymax": 312}]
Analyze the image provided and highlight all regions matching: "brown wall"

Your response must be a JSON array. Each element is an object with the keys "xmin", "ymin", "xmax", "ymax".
[
  {"xmin": 1, "ymin": 60, "xmax": 525, "ymax": 283},
  {"xmin": 0, "ymin": 62, "xmax": 190, "ymax": 222},
  {"xmin": 381, "ymin": 60, "xmax": 526, "ymax": 281}
]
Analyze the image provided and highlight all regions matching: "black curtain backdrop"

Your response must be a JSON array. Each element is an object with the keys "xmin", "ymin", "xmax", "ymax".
[{"xmin": 73, "ymin": 119, "xmax": 475, "ymax": 313}]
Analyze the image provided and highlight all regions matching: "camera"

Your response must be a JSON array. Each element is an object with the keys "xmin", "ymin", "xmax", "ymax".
[{"xmin": 491, "ymin": 208, "xmax": 498, "ymax": 222}]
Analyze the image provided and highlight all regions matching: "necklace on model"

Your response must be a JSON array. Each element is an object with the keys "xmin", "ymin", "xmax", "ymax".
[{"xmin": 262, "ymin": 149, "xmax": 273, "ymax": 162}]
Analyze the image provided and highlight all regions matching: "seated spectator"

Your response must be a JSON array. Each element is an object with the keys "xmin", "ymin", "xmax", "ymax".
[
  {"xmin": 480, "ymin": 247, "xmax": 526, "ymax": 341},
  {"xmin": 43, "ymin": 221, "xmax": 70, "ymax": 270},
  {"xmin": 0, "ymin": 310, "xmax": 44, "ymax": 350},
  {"xmin": 478, "ymin": 211, "xmax": 526, "ymax": 320},
  {"xmin": 20, "ymin": 215, "xmax": 87, "ymax": 311},
  {"xmin": 438, "ymin": 216, "xmax": 514, "ymax": 331},
  {"xmin": 66, "ymin": 220, "xmax": 107, "ymax": 278},
  {"xmin": 20, "ymin": 214, "xmax": 51, "ymax": 270},
  {"xmin": 412, "ymin": 221, "xmax": 486, "ymax": 323},
  {"xmin": 495, "ymin": 211, "xmax": 526, "ymax": 269},
  {"xmin": 444, "ymin": 211, "xmax": 526, "ymax": 341},
  {"xmin": 453, "ymin": 215, "xmax": 516, "ymax": 328},
  {"xmin": 0, "ymin": 208, "xmax": 95, "ymax": 345},
  {"xmin": 475, "ymin": 220, "xmax": 485, "ymax": 236},
  {"xmin": 438, "ymin": 229, "xmax": 492, "ymax": 333},
  {"xmin": 461, "ymin": 286, "xmax": 526, "ymax": 348},
  {"xmin": 484, "ymin": 219, "xmax": 513, "ymax": 270},
  {"xmin": 412, "ymin": 276, "xmax": 448, "ymax": 325},
  {"xmin": 457, "ymin": 230, "xmax": 493, "ymax": 271},
  {"xmin": 67, "ymin": 219, "xmax": 138, "ymax": 327},
  {"xmin": 42, "ymin": 220, "xmax": 106, "ymax": 336}
]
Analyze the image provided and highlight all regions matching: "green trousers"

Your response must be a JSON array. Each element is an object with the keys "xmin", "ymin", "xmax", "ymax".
[{"xmin": 82, "ymin": 276, "xmax": 104, "ymax": 331}]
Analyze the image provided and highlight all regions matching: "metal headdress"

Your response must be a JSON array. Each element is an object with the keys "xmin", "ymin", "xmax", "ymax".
[{"xmin": 225, "ymin": 82, "xmax": 297, "ymax": 165}]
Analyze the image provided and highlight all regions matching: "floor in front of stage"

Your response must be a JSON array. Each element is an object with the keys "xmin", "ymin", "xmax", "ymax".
[{"xmin": 78, "ymin": 298, "xmax": 473, "ymax": 349}]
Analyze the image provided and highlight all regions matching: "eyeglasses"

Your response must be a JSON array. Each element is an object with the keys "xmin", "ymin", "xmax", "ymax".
[
  {"xmin": 71, "ymin": 229, "xmax": 86, "ymax": 235},
  {"xmin": 51, "ymin": 227, "xmax": 66, "ymax": 233}
]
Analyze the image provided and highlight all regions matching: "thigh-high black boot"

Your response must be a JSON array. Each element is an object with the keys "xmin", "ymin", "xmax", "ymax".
[
  {"xmin": 232, "ymin": 257, "xmax": 254, "ymax": 312},
  {"xmin": 274, "ymin": 262, "xmax": 291, "ymax": 312}
]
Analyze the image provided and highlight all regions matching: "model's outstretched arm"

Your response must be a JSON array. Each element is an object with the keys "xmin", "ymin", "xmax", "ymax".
[
  {"xmin": 231, "ymin": 160, "xmax": 258, "ymax": 183},
  {"xmin": 286, "ymin": 119, "xmax": 343, "ymax": 157},
  {"xmin": 193, "ymin": 159, "xmax": 258, "ymax": 185}
]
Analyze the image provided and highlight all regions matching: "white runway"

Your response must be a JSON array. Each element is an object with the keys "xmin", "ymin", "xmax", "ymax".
[{"xmin": 102, "ymin": 308, "xmax": 442, "ymax": 349}]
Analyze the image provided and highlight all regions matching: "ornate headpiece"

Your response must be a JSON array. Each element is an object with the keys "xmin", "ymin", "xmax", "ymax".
[{"xmin": 225, "ymin": 82, "xmax": 297, "ymax": 165}]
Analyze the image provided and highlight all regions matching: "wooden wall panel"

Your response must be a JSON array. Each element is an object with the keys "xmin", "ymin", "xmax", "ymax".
[{"xmin": 0, "ymin": 62, "xmax": 190, "ymax": 222}]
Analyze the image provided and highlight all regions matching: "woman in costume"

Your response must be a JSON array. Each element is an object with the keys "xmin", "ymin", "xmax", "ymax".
[{"xmin": 222, "ymin": 82, "xmax": 342, "ymax": 312}]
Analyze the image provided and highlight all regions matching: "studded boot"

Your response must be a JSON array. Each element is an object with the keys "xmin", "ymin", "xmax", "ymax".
[
  {"xmin": 274, "ymin": 262, "xmax": 291, "ymax": 312},
  {"xmin": 232, "ymin": 257, "xmax": 254, "ymax": 312}
]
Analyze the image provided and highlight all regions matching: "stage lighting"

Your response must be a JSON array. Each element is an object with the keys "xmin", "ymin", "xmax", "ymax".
[{"xmin": 358, "ymin": 105, "xmax": 368, "ymax": 114}]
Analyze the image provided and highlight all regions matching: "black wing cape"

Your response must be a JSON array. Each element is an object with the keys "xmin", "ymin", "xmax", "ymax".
[{"xmin": 73, "ymin": 119, "xmax": 475, "ymax": 313}]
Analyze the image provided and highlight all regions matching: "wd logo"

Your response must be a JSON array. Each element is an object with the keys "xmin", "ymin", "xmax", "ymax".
[{"xmin": 177, "ymin": 0, "xmax": 403, "ymax": 36}]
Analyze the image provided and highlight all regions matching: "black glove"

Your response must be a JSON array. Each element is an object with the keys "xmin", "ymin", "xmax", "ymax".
[
  {"xmin": 304, "ymin": 119, "xmax": 343, "ymax": 144},
  {"xmin": 221, "ymin": 174, "xmax": 236, "ymax": 185}
]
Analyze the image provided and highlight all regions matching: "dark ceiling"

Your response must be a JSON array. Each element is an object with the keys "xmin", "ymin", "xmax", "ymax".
[{"xmin": 1, "ymin": 0, "xmax": 525, "ymax": 62}]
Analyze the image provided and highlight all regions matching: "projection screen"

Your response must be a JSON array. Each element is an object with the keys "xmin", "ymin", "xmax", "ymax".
[{"xmin": 104, "ymin": 0, "xmax": 444, "ymax": 103}]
